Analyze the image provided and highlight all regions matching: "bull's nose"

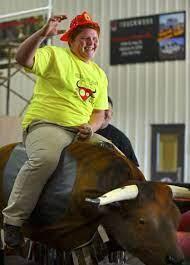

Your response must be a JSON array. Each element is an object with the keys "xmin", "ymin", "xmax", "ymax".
[{"xmin": 166, "ymin": 255, "xmax": 185, "ymax": 265}]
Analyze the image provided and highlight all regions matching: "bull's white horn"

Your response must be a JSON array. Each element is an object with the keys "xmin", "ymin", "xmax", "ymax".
[
  {"xmin": 168, "ymin": 185, "xmax": 190, "ymax": 198},
  {"xmin": 86, "ymin": 185, "xmax": 139, "ymax": 206}
]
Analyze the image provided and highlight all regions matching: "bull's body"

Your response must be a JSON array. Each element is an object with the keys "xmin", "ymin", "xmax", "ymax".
[{"xmin": 0, "ymin": 141, "xmax": 186, "ymax": 265}]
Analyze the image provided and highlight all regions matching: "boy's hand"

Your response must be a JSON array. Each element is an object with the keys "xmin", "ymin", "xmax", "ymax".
[
  {"xmin": 41, "ymin": 15, "xmax": 67, "ymax": 37},
  {"xmin": 77, "ymin": 124, "xmax": 93, "ymax": 139}
]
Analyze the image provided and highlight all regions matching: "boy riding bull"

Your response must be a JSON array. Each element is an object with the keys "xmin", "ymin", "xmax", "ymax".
[{"xmin": 2, "ymin": 11, "xmax": 108, "ymax": 251}]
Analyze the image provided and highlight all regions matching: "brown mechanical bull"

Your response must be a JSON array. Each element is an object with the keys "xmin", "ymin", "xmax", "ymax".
[{"xmin": 0, "ymin": 141, "xmax": 189, "ymax": 265}]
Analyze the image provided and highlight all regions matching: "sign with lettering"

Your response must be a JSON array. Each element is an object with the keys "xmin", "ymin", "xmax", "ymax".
[{"xmin": 110, "ymin": 11, "xmax": 185, "ymax": 65}]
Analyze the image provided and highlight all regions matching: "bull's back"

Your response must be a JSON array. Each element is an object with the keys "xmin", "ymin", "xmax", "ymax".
[
  {"xmin": 0, "ymin": 141, "xmax": 145, "ymax": 216},
  {"xmin": 68, "ymin": 141, "xmax": 145, "ymax": 201}
]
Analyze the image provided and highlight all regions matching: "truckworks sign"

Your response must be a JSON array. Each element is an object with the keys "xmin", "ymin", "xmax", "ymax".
[{"xmin": 110, "ymin": 11, "xmax": 185, "ymax": 65}]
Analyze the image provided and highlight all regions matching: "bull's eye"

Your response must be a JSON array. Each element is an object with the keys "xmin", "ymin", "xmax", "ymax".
[{"xmin": 139, "ymin": 218, "xmax": 145, "ymax": 224}]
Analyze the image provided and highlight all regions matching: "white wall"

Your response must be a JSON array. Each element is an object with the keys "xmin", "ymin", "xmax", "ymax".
[{"xmin": 0, "ymin": 0, "xmax": 189, "ymax": 181}]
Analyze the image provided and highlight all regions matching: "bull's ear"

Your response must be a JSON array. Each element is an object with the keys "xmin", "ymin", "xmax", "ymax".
[{"xmin": 168, "ymin": 185, "xmax": 190, "ymax": 198}]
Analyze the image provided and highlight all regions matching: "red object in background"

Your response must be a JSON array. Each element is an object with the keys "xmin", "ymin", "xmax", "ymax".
[
  {"xmin": 177, "ymin": 211, "xmax": 190, "ymax": 259},
  {"xmin": 178, "ymin": 211, "xmax": 190, "ymax": 232},
  {"xmin": 177, "ymin": 232, "xmax": 190, "ymax": 258}
]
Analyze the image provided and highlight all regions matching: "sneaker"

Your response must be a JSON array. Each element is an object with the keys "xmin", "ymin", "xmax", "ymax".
[{"xmin": 3, "ymin": 224, "xmax": 24, "ymax": 249}]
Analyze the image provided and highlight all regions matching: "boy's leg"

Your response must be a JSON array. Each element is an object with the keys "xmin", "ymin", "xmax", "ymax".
[{"xmin": 3, "ymin": 123, "xmax": 75, "ymax": 247}]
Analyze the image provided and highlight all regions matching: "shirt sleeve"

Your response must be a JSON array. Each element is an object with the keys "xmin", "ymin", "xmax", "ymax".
[{"xmin": 24, "ymin": 46, "xmax": 53, "ymax": 77}]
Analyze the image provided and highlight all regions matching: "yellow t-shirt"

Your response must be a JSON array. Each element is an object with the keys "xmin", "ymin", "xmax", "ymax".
[{"xmin": 22, "ymin": 46, "xmax": 108, "ymax": 129}]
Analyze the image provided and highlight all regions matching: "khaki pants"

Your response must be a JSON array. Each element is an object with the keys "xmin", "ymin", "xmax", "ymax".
[
  {"xmin": 2, "ymin": 123, "xmax": 114, "ymax": 227},
  {"xmin": 3, "ymin": 123, "xmax": 77, "ymax": 226}
]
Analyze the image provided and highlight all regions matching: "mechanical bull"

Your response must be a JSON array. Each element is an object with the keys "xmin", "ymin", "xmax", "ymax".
[{"xmin": 0, "ymin": 140, "xmax": 190, "ymax": 265}]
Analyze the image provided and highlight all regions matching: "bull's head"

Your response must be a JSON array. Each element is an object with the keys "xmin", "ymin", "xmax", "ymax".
[{"xmin": 86, "ymin": 182, "xmax": 190, "ymax": 265}]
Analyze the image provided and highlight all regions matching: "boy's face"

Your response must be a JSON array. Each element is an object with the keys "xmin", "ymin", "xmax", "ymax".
[{"xmin": 69, "ymin": 28, "xmax": 99, "ymax": 62}]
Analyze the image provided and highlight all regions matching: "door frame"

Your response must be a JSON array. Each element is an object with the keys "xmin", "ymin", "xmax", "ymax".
[{"xmin": 151, "ymin": 124, "xmax": 185, "ymax": 182}]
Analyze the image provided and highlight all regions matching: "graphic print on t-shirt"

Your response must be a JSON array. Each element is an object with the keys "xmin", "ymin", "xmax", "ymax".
[{"xmin": 76, "ymin": 80, "xmax": 96, "ymax": 101}]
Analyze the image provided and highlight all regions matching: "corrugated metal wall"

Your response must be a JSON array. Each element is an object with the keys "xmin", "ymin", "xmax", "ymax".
[{"xmin": 0, "ymin": 0, "xmax": 189, "ymax": 181}]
